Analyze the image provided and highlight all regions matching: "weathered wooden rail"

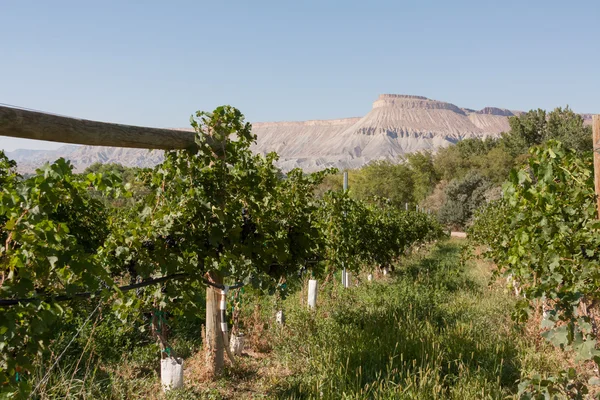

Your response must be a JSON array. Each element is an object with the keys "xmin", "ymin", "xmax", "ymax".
[{"xmin": 0, "ymin": 104, "xmax": 196, "ymax": 150}]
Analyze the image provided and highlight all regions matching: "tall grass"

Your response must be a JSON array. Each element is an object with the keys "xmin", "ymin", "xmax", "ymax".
[{"xmin": 266, "ymin": 241, "xmax": 561, "ymax": 399}]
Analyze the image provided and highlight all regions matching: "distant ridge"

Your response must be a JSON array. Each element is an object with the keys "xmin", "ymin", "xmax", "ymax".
[
  {"xmin": 251, "ymin": 94, "xmax": 513, "ymax": 171},
  {"xmin": 5, "ymin": 94, "xmax": 593, "ymax": 173}
]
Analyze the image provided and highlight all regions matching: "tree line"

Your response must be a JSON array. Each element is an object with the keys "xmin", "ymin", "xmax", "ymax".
[{"xmin": 320, "ymin": 106, "xmax": 591, "ymax": 230}]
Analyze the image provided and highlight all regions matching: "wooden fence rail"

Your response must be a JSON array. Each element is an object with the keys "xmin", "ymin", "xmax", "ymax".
[{"xmin": 0, "ymin": 105, "xmax": 196, "ymax": 150}]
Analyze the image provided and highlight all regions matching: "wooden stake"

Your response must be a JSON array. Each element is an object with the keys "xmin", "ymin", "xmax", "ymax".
[
  {"xmin": 205, "ymin": 272, "xmax": 224, "ymax": 377},
  {"xmin": 593, "ymin": 115, "xmax": 600, "ymax": 219}
]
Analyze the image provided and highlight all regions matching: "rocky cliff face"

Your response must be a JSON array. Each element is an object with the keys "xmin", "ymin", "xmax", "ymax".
[
  {"xmin": 250, "ymin": 94, "xmax": 512, "ymax": 171},
  {"xmin": 5, "ymin": 94, "xmax": 592, "ymax": 173}
]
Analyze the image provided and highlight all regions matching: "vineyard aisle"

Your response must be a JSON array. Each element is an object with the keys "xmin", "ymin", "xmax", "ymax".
[{"xmin": 174, "ymin": 239, "xmax": 569, "ymax": 399}]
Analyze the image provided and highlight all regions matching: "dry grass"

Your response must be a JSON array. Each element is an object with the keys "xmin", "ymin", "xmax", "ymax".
[{"xmin": 183, "ymin": 333, "xmax": 292, "ymax": 399}]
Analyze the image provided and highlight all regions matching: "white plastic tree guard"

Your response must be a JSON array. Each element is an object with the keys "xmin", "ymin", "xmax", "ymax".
[
  {"xmin": 307, "ymin": 279, "xmax": 318, "ymax": 309},
  {"xmin": 230, "ymin": 333, "xmax": 245, "ymax": 356},
  {"xmin": 343, "ymin": 271, "xmax": 352, "ymax": 288},
  {"xmin": 276, "ymin": 310, "xmax": 285, "ymax": 325},
  {"xmin": 161, "ymin": 357, "xmax": 184, "ymax": 392}
]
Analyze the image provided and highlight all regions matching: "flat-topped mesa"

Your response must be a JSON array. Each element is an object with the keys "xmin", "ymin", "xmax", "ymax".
[
  {"xmin": 372, "ymin": 94, "xmax": 466, "ymax": 115},
  {"xmin": 252, "ymin": 117, "xmax": 361, "ymax": 128},
  {"xmin": 377, "ymin": 94, "xmax": 429, "ymax": 100},
  {"xmin": 477, "ymin": 107, "xmax": 515, "ymax": 117}
]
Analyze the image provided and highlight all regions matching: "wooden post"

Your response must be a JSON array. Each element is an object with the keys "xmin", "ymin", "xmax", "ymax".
[
  {"xmin": 205, "ymin": 272, "xmax": 224, "ymax": 377},
  {"xmin": 594, "ymin": 115, "xmax": 600, "ymax": 219}
]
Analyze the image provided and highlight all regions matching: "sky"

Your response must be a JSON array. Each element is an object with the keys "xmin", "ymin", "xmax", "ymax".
[{"xmin": 1, "ymin": 0, "xmax": 599, "ymax": 152}]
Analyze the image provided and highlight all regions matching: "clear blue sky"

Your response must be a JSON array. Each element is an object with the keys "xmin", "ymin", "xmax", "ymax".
[{"xmin": 1, "ymin": 0, "xmax": 598, "ymax": 151}]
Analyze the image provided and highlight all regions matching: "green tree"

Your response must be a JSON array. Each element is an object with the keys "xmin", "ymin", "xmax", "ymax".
[
  {"xmin": 502, "ymin": 109, "xmax": 547, "ymax": 155},
  {"xmin": 351, "ymin": 161, "xmax": 415, "ymax": 207},
  {"xmin": 82, "ymin": 162, "xmax": 145, "ymax": 186},
  {"xmin": 475, "ymin": 146, "xmax": 515, "ymax": 184},
  {"xmin": 314, "ymin": 172, "xmax": 343, "ymax": 198},
  {"xmin": 406, "ymin": 152, "xmax": 439, "ymax": 202},
  {"xmin": 434, "ymin": 145, "xmax": 472, "ymax": 182},
  {"xmin": 455, "ymin": 137, "xmax": 499, "ymax": 158},
  {"xmin": 438, "ymin": 171, "xmax": 490, "ymax": 229},
  {"xmin": 545, "ymin": 107, "xmax": 592, "ymax": 152},
  {"xmin": 501, "ymin": 107, "xmax": 591, "ymax": 156},
  {"xmin": 83, "ymin": 162, "xmax": 126, "ymax": 175}
]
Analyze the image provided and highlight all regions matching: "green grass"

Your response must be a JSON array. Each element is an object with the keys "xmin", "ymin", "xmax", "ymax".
[{"xmin": 265, "ymin": 240, "xmax": 562, "ymax": 399}]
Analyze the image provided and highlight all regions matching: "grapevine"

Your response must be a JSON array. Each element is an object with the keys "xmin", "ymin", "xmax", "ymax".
[
  {"xmin": 470, "ymin": 141, "xmax": 600, "ymax": 362},
  {"xmin": 0, "ymin": 107, "xmax": 444, "ymax": 397}
]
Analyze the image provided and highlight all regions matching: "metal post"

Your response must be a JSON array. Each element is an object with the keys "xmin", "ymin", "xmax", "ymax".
[
  {"xmin": 343, "ymin": 171, "xmax": 348, "ymax": 192},
  {"xmin": 593, "ymin": 115, "xmax": 600, "ymax": 219}
]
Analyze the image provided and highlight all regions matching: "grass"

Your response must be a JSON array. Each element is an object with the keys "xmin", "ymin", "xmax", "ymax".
[
  {"xmin": 33, "ymin": 239, "xmax": 570, "ymax": 399},
  {"xmin": 254, "ymin": 239, "xmax": 564, "ymax": 399}
]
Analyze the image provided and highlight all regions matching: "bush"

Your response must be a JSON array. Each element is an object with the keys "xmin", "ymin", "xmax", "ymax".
[{"xmin": 438, "ymin": 172, "xmax": 491, "ymax": 230}]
